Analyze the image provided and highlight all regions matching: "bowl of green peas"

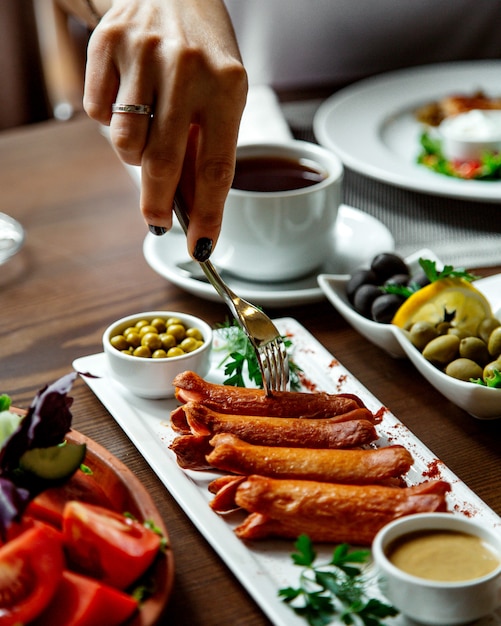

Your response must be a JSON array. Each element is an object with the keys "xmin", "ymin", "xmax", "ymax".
[{"xmin": 103, "ymin": 311, "xmax": 212, "ymax": 398}]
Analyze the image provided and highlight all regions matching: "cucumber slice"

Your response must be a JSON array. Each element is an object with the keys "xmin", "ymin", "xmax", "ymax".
[{"xmin": 19, "ymin": 442, "xmax": 86, "ymax": 481}]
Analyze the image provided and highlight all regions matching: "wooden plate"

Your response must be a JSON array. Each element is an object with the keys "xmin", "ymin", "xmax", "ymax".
[{"xmin": 10, "ymin": 411, "xmax": 174, "ymax": 626}]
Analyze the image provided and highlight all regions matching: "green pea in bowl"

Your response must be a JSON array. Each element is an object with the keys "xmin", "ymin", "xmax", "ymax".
[{"xmin": 103, "ymin": 311, "xmax": 212, "ymax": 399}]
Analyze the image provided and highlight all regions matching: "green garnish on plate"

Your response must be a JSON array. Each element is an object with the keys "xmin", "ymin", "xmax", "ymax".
[
  {"xmin": 279, "ymin": 535, "xmax": 398, "ymax": 626},
  {"xmin": 215, "ymin": 319, "xmax": 301, "ymax": 390}
]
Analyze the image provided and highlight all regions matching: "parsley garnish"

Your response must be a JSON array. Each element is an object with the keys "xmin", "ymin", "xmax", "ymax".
[
  {"xmin": 418, "ymin": 258, "xmax": 478, "ymax": 283},
  {"xmin": 382, "ymin": 258, "xmax": 478, "ymax": 299},
  {"xmin": 279, "ymin": 535, "xmax": 398, "ymax": 626},
  {"xmin": 215, "ymin": 319, "xmax": 301, "ymax": 390},
  {"xmin": 471, "ymin": 368, "xmax": 501, "ymax": 389}
]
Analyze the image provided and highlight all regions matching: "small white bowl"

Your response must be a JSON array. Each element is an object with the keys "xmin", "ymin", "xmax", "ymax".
[
  {"xmin": 439, "ymin": 109, "xmax": 501, "ymax": 161},
  {"xmin": 103, "ymin": 311, "xmax": 212, "ymax": 399},
  {"xmin": 372, "ymin": 513, "xmax": 501, "ymax": 625},
  {"xmin": 318, "ymin": 249, "xmax": 501, "ymax": 420}
]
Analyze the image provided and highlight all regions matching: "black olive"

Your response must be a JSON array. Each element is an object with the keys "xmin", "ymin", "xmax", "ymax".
[
  {"xmin": 371, "ymin": 293, "xmax": 406, "ymax": 324},
  {"xmin": 370, "ymin": 253, "xmax": 409, "ymax": 282},
  {"xmin": 384, "ymin": 273, "xmax": 410, "ymax": 288},
  {"xmin": 353, "ymin": 284, "xmax": 382, "ymax": 318},
  {"xmin": 346, "ymin": 268, "xmax": 378, "ymax": 303},
  {"xmin": 410, "ymin": 271, "xmax": 431, "ymax": 289}
]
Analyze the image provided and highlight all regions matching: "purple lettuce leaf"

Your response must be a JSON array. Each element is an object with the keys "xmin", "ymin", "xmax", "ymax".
[{"xmin": 0, "ymin": 372, "xmax": 77, "ymax": 539}]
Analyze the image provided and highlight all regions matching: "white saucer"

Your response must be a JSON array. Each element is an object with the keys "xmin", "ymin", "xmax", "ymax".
[{"xmin": 143, "ymin": 205, "xmax": 395, "ymax": 308}]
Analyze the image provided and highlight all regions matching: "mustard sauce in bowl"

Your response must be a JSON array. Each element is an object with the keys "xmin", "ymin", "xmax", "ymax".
[{"xmin": 386, "ymin": 529, "xmax": 499, "ymax": 582}]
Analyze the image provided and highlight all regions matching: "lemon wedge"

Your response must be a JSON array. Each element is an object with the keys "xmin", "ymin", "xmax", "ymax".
[{"xmin": 391, "ymin": 277, "xmax": 492, "ymax": 334}]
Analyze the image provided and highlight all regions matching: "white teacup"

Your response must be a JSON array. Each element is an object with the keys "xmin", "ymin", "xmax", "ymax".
[{"xmin": 212, "ymin": 141, "xmax": 343, "ymax": 282}]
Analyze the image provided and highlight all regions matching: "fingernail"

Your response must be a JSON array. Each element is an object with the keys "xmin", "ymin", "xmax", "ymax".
[
  {"xmin": 149, "ymin": 225, "xmax": 167, "ymax": 236},
  {"xmin": 193, "ymin": 237, "xmax": 213, "ymax": 262}
]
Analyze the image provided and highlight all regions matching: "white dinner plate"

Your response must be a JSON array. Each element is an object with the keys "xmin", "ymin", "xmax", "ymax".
[
  {"xmin": 143, "ymin": 205, "xmax": 394, "ymax": 308},
  {"xmin": 314, "ymin": 60, "xmax": 501, "ymax": 202},
  {"xmin": 74, "ymin": 318, "xmax": 501, "ymax": 626}
]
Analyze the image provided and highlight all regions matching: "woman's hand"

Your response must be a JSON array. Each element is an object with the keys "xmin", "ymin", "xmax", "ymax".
[{"xmin": 84, "ymin": 0, "xmax": 247, "ymax": 260}]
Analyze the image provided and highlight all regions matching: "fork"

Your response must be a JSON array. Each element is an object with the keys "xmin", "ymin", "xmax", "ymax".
[{"xmin": 172, "ymin": 192, "xmax": 289, "ymax": 395}]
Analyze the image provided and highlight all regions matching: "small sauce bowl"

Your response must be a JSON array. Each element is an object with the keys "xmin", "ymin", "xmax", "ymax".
[
  {"xmin": 439, "ymin": 109, "xmax": 501, "ymax": 161},
  {"xmin": 372, "ymin": 513, "xmax": 501, "ymax": 625},
  {"xmin": 103, "ymin": 310, "xmax": 212, "ymax": 399}
]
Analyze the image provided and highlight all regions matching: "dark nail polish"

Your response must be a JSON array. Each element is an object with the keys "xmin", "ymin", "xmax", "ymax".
[
  {"xmin": 193, "ymin": 237, "xmax": 213, "ymax": 262},
  {"xmin": 149, "ymin": 225, "xmax": 167, "ymax": 236}
]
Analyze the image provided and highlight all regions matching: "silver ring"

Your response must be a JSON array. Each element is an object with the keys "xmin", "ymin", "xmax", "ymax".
[{"xmin": 111, "ymin": 103, "xmax": 153, "ymax": 116}]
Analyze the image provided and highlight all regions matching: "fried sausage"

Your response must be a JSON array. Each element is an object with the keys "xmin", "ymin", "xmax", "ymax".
[
  {"xmin": 206, "ymin": 434, "xmax": 413, "ymax": 484},
  {"xmin": 173, "ymin": 371, "xmax": 366, "ymax": 418},
  {"xmin": 178, "ymin": 402, "xmax": 378, "ymax": 447},
  {"xmin": 169, "ymin": 435, "xmax": 213, "ymax": 470},
  {"xmin": 233, "ymin": 476, "xmax": 451, "ymax": 545}
]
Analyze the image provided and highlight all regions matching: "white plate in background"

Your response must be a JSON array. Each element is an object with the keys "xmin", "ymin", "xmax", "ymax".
[{"xmin": 314, "ymin": 61, "xmax": 501, "ymax": 202}]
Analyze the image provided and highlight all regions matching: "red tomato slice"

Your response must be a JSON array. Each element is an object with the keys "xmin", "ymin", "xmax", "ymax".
[
  {"xmin": 26, "ymin": 470, "xmax": 113, "ymax": 529},
  {"xmin": 0, "ymin": 524, "xmax": 64, "ymax": 626},
  {"xmin": 32, "ymin": 570, "xmax": 138, "ymax": 626},
  {"xmin": 63, "ymin": 501, "xmax": 162, "ymax": 589}
]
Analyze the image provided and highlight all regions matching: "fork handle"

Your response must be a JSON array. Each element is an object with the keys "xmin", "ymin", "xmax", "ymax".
[{"xmin": 173, "ymin": 192, "xmax": 239, "ymax": 314}]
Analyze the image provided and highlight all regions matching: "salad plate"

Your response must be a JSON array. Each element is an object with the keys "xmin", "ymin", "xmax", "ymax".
[
  {"xmin": 143, "ymin": 205, "xmax": 394, "ymax": 308},
  {"xmin": 318, "ymin": 252, "xmax": 501, "ymax": 419},
  {"xmin": 74, "ymin": 318, "xmax": 501, "ymax": 626},
  {"xmin": 5, "ymin": 413, "xmax": 174, "ymax": 626},
  {"xmin": 314, "ymin": 60, "xmax": 501, "ymax": 201}
]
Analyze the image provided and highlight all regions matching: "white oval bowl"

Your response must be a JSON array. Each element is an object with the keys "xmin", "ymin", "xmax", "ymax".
[
  {"xmin": 318, "ymin": 249, "xmax": 501, "ymax": 419},
  {"xmin": 372, "ymin": 513, "xmax": 501, "ymax": 625},
  {"xmin": 103, "ymin": 311, "xmax": 212, "ymax": 399}
]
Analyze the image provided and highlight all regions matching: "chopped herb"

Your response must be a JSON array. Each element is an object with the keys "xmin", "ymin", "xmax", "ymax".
[
  {"xmin": 279, "ymin": 535, "xmax": 398, "ymax": 626},
  {"xmin": 215, "ymin": 319, "xmax": 301, "ymax": 390},
  {"xmin": 381, "ymin": 258, "xmax": 478, "ymax": 300},
  {"xmin": 471, "ymin": 368, "xmax": 501, "ymax": 389},
  {"xmin": 418, "ymin": 258, "xmax": 478, "ymax": 283}
]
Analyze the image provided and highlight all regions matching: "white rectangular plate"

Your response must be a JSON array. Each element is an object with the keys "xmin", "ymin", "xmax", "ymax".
[{"xmin": 74, "ymin": 318, "xmax": 501, "ymax": 626}]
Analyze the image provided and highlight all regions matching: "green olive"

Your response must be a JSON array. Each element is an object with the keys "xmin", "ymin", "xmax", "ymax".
[
  {"xmin": 167, "ymin": 346, "xmax": 184, "ymax": 358},
  {"xmin": 133, "ymin": 345, "xmax": 152, "ymax": 358},
  {"xmin": 478, "ymin": 317, "xmax": 501, "ymax": 344},
  {"xmin": 422, "ymin": 334, "xmax": 460, "ymax": 366},
  {"xmin": 447, "ymin": 327, "xmax": 470, "ymax": 339},
  {"xmin": 459, "ymin": 337, "xmax": 490, "ymax": 365},
  {"xmin": 409, "ymin": 321, "xmax": 438, "ymax": 351},
  {"xmin": 110, "ymin": 334, "xmax": 129, "ymax": 351},
  {"xmin": 179, "ymin": 337, "xmax": 199, "ymax": 353},
  {"xmin": 141, "ymin": 332, "xmax": 162, "ymax": 351},
  {"xmin": 134, "ymin": 319, "xmax": 150, "ymax": 330},
  {"xmin": 167, "ymin": 324, "xmax": 186, "ymax": 341},
  {"xmin": 445, "ymin": 358, "xmax": 483, "ymax": 382},
  {"xmin": 186, "ymin": 327, "xmax": 203, "ymax": 341},
  {"xmin": 483, "ymin": 358, "xmax": 501, "ymax": 380},
  {"xmin": 487, "ymin": 327, "xmax": 501, "ymax": 358},
  {"xmin": 435, "ymin": 321, "xmax": 452, "ymax": 335}
]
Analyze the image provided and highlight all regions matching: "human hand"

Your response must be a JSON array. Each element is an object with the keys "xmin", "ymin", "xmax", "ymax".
[{"xmin": 83, "ymin": 0, "xmax": 247, "ymax": 261}]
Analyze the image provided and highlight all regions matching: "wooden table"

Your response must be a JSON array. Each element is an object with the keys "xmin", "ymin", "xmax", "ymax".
[{"xmin": 1, "ymin": 115, "xmax": 500, "ymax": 625}]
